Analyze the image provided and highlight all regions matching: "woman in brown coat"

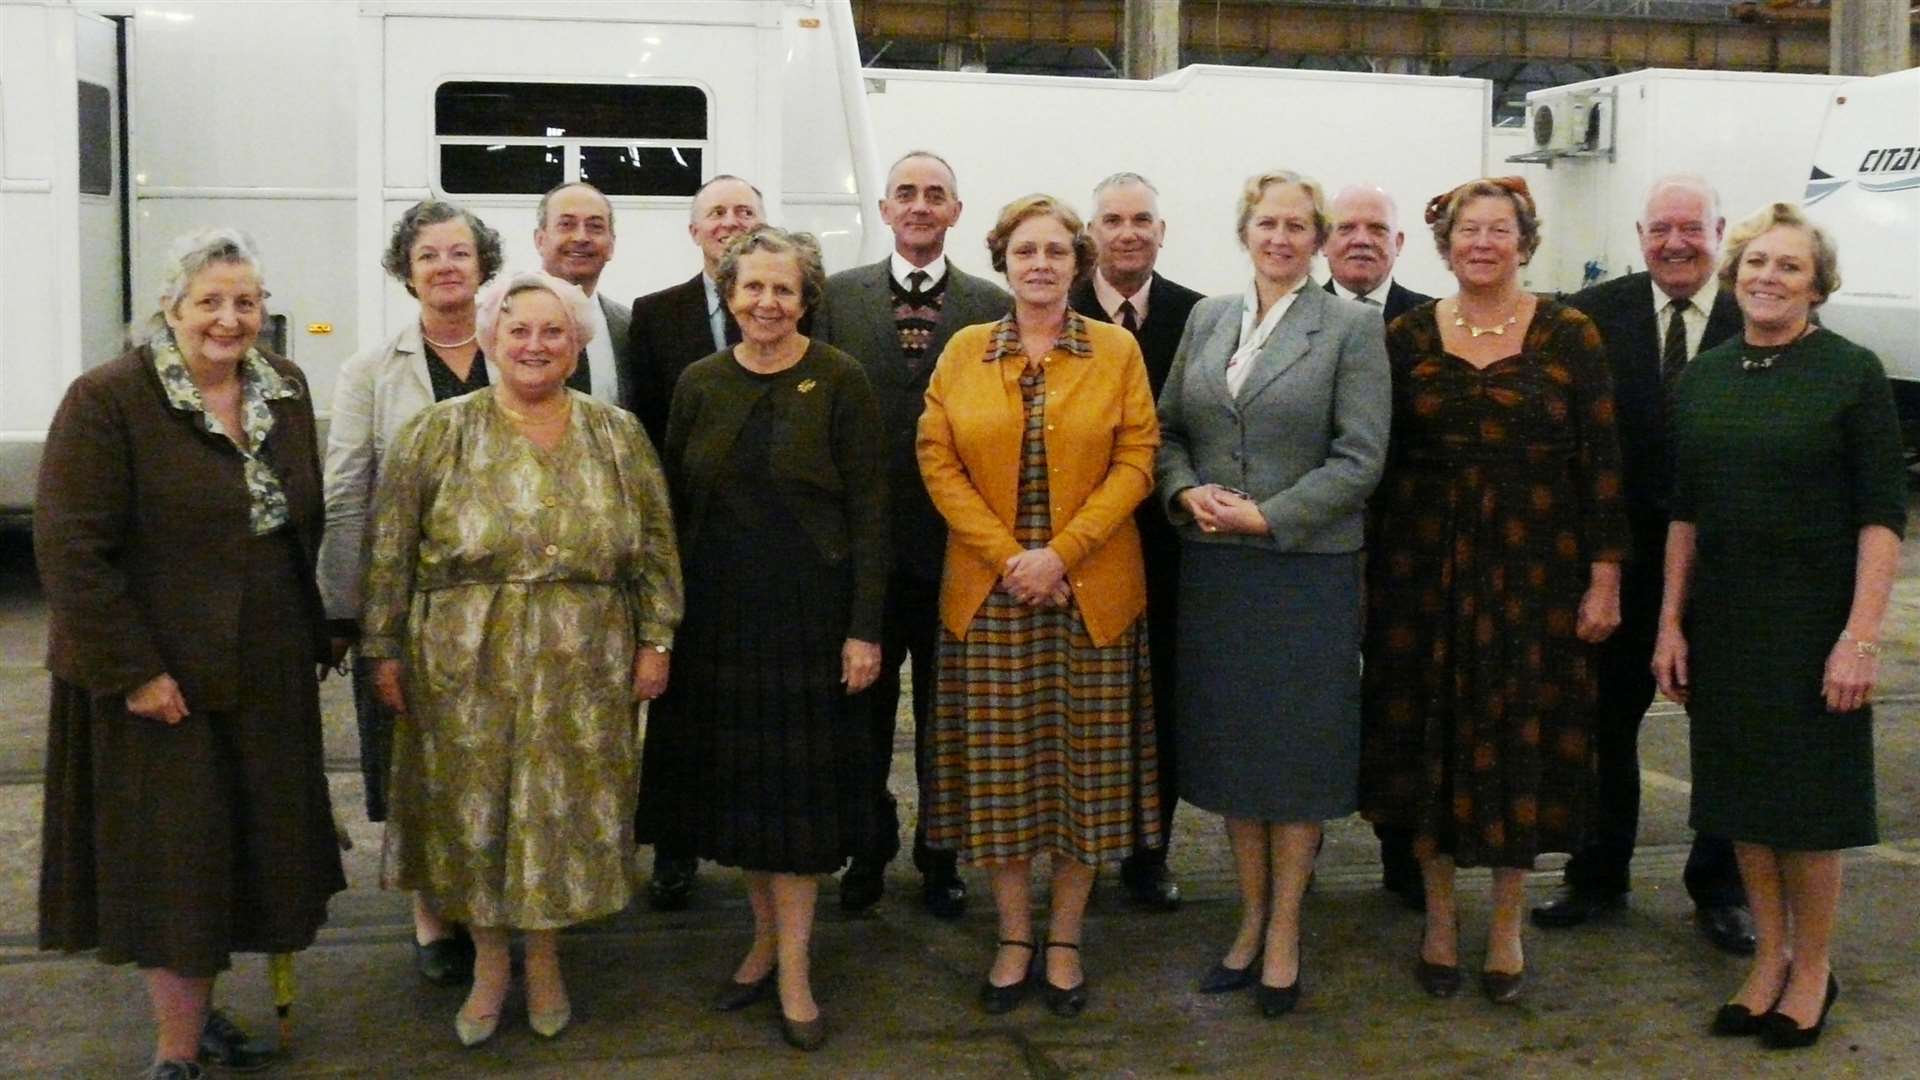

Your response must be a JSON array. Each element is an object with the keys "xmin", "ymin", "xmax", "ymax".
[{"xmin": 36, "ymin": 228, "xmax": 346, "ymax": 1080}]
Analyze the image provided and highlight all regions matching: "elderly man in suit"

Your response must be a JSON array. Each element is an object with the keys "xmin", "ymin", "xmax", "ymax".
[
  {"xmin": 1531, "ymin": 174, "xmax": 1753, "ymax": 955},
  {"xmin": 535, "ymin": 182, "xmax": 630, "ymax": 406},
  {"xmin": 814, "ymin": 150, "xmax": 1009, "ymax": 918},
  {"xmin": 1323, "ymin": 183, "xmax": 1431, "ymax": 911},
  {"xmin": 624, "ymin": 174, "xmax": 764, "ymax": 450},
  {"xmin": 624, "ymin": 173, "xmax": 763, "ymax": 911},
  {"xmin": 1067, "ymin": 172, "xmax": 1202, "ymax": 912}
]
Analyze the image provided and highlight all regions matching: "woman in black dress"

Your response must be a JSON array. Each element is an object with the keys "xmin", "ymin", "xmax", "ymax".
[
  {"xmin": 1360, "ymin": 178, "xmax": 1629, "ymax": 1004},
  {"xmin": 36, "ymin": 229, "xmax": 345, "ymax": 1080},
  {"xmin": 1654, "ymin": 203, "xmax": 1905, "ymax": 1049},
  {"xmin": 635, "ymin": 226, "xmax": 887, "ymax": 1051}
]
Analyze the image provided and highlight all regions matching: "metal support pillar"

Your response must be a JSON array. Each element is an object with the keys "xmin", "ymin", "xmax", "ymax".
[
  {"xmin": 1121, "ymin": 0, "xmax": 1180, "ymax": 79},
  {"xmin": 1830, "ymin": 0, "xmax": 1911, "ymax": 74}
]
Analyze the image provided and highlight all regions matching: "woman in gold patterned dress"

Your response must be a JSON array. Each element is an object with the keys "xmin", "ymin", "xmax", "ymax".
[{"xmin": 362, "ymin": 269, "xmax": 682, "ymax": 1046}]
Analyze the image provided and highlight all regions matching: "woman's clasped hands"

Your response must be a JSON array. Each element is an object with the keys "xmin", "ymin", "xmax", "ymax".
[
  {"xmin": 1180, "ymin": 484, "xmax": 1271, "ymax": 537},
  {"xmin": 1001, "ymin": 547, "xmax": 1071, "ymax": 608}
]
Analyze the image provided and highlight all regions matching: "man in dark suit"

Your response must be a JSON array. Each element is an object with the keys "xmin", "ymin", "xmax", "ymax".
[
  {"xmin": 625, "ymin": 174, "xmax": 763, "ymax": 911},
  {"xmin": 1532, "ymin": 175, "xmax": 1754, "ymax": 955},
  {"xmin": 1324, "ymin": 184, "xmax": 1431, "ymax": 910},
  {"xmin": 624, "ymin": 174, "xmax": 763, "ymax": 450},
  {"xmin": 1068, "ymin": 171, "xmax": 1202, "ymax": 912},
  {"xmin": 814, "ymin": 150, "xmax": 1009, "ymax": 918},
  {"xmin": 534, "ymin": 182, "xmax": 631, "ymax": 407}
]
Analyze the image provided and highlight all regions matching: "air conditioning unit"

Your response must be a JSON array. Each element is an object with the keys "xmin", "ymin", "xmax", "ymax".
[{"xmin": 1530, "ymin": 97, "xmax": 1591, "ymax": 154}]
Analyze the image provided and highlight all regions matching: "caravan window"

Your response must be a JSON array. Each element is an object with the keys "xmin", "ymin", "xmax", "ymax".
[
  {"xmin": 78, "ymin": 81, "xmax": 113, "ymax": 196},
  {"xmin": 435, "ymin": 81, "xmax": 708, "ymax": 197}
]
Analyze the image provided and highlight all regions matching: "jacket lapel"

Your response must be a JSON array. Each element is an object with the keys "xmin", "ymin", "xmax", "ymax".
[
  {"xmin": 1235, "ymin": 286, "xmax": 1322, "ymax": 406},
  {"xmin": 396, "ymin": 322, "xmax": 433, "ymax": 400}
]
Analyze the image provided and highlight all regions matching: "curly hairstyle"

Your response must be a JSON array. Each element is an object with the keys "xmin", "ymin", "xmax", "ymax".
[
  {"xmin": 984, "ymin": 194, "xmax": 1096, "ymax": 282},
  {"xmin": 380, "ymin": 200, "xmax": 504, "ymax": 297},
  {"xmin": 1426, "ymin": 177, "xmax": 1542, "ymax": 265},
  {"xmin": 714, "ymin": 226, "xmax": 828, "ymax": 316}
]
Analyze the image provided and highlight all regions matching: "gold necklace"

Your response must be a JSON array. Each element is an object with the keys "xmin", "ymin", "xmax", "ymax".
[
  {"xmin": 494, "ymin": 391, "xmax": 571, "ymax": 425},
  {"xmin": 1450, "ymin": 300, "xmax": 1519, "ymax": 338}
]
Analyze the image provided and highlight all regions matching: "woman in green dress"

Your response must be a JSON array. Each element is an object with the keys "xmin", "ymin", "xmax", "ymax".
[
  {"xmin": 362, "ymin": 269, "xmax": 683, "ymax": 1046},
  {"xmin": 1654, "ymin": 203, "xmax": 1905, "ymax": 1050}
]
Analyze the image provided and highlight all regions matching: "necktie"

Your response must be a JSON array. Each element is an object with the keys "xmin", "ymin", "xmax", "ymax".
[
  {"xmin": 907, "ymin": 269, "xmax": 929, "ymax": 297},
  {"xmin": 1660, "ymin": 298, "xmax": 1690, "ymax": 403},
  {"xmin": 1118, "ymin": 299, "xmax": 1139, "ymax": 334},
  {"xmin": 567, "ymin": 351, "xmax": 592, "ymax": 393},
  {"xmin": 723, "ymin": 310, "xmax": 742, "ymax": 347}
]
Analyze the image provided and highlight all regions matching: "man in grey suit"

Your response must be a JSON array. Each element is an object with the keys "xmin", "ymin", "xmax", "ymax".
[
  {"xmin": 534, "ymin": 181, "xmax": 631, "ymax": 408},
  {"xmin": 814, "ymin": 149, "xmax": 1009, "ymax": 917}
]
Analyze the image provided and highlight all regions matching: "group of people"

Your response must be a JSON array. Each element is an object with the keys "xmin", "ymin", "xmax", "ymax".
[{"xmin": 32, "ymin": 145, "xmax": 1903, "ymax": 1078}]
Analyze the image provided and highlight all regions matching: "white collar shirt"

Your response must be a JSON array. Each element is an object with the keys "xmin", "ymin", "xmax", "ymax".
[
  {"xmin": 580, "ymin": 293, "xmax": 619, "ymax": 405},
  {"xmin": 1653, "ymin": 276, "xmax": 1720, "ymax": 361},
  {"xmin": 889, "ymin": 251, "xmax": 948, "ymax": 291},
  {"xmin": 1329, "ymin": 275, "xmax": 1395, "ymax": 308},
  {"xmin": 1092, "ymin": 269, "xmax": 1153, "ymax": 326}
]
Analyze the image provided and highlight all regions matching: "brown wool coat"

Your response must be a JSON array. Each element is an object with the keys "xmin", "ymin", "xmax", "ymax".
[{"xmin": 35, "ymin": 346, "xmax": 327, "ymax": 711}]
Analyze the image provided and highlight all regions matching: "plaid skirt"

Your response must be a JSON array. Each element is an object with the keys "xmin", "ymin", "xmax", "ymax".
[{"xmin": 923, "ymin": 595, "xmax": 1160, "ymax": 866}]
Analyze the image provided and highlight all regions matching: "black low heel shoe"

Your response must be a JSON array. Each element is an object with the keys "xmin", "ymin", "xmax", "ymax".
[
  {"xmin": 1042, "ymin": 941, "xmax": 1089, "ymax": 1018},
  {"xmin": 1760, "ymin": 973, "xmax": 1839, "ymax": 1050},
  {"xmin": 1255, "ymin": 979, "xmax": 1301, "ymax": 1018},
  {"xmin": 979, "ymin": 940, "xmax": 1035, "ymax": 1015},
  {"xmin": 1709, "ymin": 999, "xmax": 1774, "ymax": 1037},
  {"xmin": 714, "ymin": 965, "xmax": 777, "ymax": 1012},
  {"xmin": 1198, "ymin": 950, "xmax": 1261, "ymax": 994}
]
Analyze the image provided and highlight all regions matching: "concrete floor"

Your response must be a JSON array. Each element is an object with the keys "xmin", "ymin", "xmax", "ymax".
[{"xmin": 1, "ymin": 523, "xmax": 1918, "ymax": 1078}]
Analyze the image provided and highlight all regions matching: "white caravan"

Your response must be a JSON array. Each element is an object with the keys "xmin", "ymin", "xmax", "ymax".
[
  {"xmin": 0, "ymin": 0, "xmax": 882, "ymax": 513},
  {"xmin": 862, "ymin": 64, "xmax": 1493, "ymax": 300},
  {"xmin": 1511, "ymin": 68, "xmax": 1848, "ymax": 296},
  {"xmin": 1802, "ymin": 66, "xmax": 1920, "ymax": 426}
]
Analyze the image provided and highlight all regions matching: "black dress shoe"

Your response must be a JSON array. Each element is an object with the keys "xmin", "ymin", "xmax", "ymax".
[
  {"xmin": 1416, "ymin": 958, "xmax": 1461, "ymax": 998},
  {"xmin": 1529, "ymin": 887, "xmax": 1625, "ymax": 929},
  {"xmin": 979, "ymin": 940, "xmax": 1035, "ymax": 1014},
  {"xmin": 713, "ymin": 966, "xmax": 777, "ymax": 1012},
  {"xmin": 1255, "ymin": 979, "xmax": 1301, "ymax": 1018},
  {"xmin": 1695, "ymin": 904, "xmax": 1757, "ymax": 955},
  {"xmin": 648, "ymin": 855, "xmax": 696, "ymax": 912},
  {"xmin": 198, "ymin": 1009, "xmax": 273, "ymax": 1073},
  {"xmin": 1760, "ymin": 973, "xmax": 1839, "ymax": 1050},
  {"xmin": 1042, "ymin": 941, "xmax": 1089, "ymax": 1018},
  {"xmin": 1197, "ymin": 950, "xmax": 1261, "ymax": 994},
  {"xmin": 1709, "ymin": 1001, "xmax": 1770, "ymax": 1037},
  {"xmin": 413, "ymin": 930, "xmax": 475, "ymax": 987},
  {"xmin": 1120, "ymin": 859, "xmax": 1183, "ymax": 912},
  {"xmin": 922, "ymin": 867, "xmax": 967, "ymax": 920},
  {"xmin": 839, "ymin": 858, "xmax": 886, "ymax": 913},
  {"xmin": 780, "ymin": 1011, "xmax": 828, "ymax": 1051},
  {"xmin": 1481, "ymin": 967, "xmax": 1526, "ymax": 1005}
]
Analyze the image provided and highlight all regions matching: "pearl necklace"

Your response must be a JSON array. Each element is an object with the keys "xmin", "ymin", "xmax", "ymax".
[
  {"xmin": 421, "ymin": 323, "xmax": 477, "ymax": 350},
  {"xmin": 1450, "ymin": 300, "xmax": 1519, "ymax": 338}
]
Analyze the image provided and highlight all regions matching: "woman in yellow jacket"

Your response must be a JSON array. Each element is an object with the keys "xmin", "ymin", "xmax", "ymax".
[{"xmin": 917, "ymin": 194, "xmax": 1161, "ymax": 1019}]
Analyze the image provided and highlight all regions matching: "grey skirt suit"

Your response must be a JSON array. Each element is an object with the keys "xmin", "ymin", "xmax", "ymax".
[{"xmin": 1155, "ymin": 284, "xmax": 1390, "ymax": 821}]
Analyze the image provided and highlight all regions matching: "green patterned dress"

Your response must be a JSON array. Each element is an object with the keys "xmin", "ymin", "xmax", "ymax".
[
  {"xmin": 361, "ymin": 390, "xmax": 683, "ymax": 928},
  {"xmin": 1671, "ymin": 328, "xmax": 1907, "ymax": 850}
]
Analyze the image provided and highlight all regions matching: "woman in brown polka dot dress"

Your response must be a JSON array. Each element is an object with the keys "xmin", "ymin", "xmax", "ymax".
[{"xmin": 1359, "ymin": 178, "xmax": 1630, "ymax": 1004}]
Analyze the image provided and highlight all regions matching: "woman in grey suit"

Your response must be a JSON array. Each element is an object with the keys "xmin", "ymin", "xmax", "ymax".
[{"xmin": 1156, "ymin": 169, "xmax": 1390, "ymax": 1017}]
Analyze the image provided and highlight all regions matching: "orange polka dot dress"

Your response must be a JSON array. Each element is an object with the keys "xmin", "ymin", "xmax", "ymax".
[{"xmin": 1359, "ymin": 301, "xmax": 1631, "ymax": 869}]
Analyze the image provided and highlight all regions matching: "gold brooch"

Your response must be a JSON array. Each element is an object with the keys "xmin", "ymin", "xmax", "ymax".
[{"xmin": 796, "ymin": 378, "xmax": 817, "ymax": 394}]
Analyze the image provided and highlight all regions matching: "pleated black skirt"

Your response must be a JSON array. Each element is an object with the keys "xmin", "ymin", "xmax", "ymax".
[{"xmin": 635, "ymin": 400, "xmax": 872, "ymax": 875}]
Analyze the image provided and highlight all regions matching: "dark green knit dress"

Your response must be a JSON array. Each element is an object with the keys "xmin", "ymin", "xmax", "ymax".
[{"xmin": 1671, "ymin": 328, "xmax": 1907, "ymax": 850}]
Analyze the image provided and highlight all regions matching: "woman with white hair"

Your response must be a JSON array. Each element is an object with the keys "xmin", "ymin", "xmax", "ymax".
[
  {"xmin": 36, "ymin": 228, "xmax": 346, "ymax": 1080},
  {"xmin": 362, "ymin": 269, "xmax": 684, "ymax": 1046}
]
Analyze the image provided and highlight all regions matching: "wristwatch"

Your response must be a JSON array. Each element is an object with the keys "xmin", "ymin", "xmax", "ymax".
[{"xmin": 643, "ymin": 642, "xmax": 670, "ymax": 655}]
